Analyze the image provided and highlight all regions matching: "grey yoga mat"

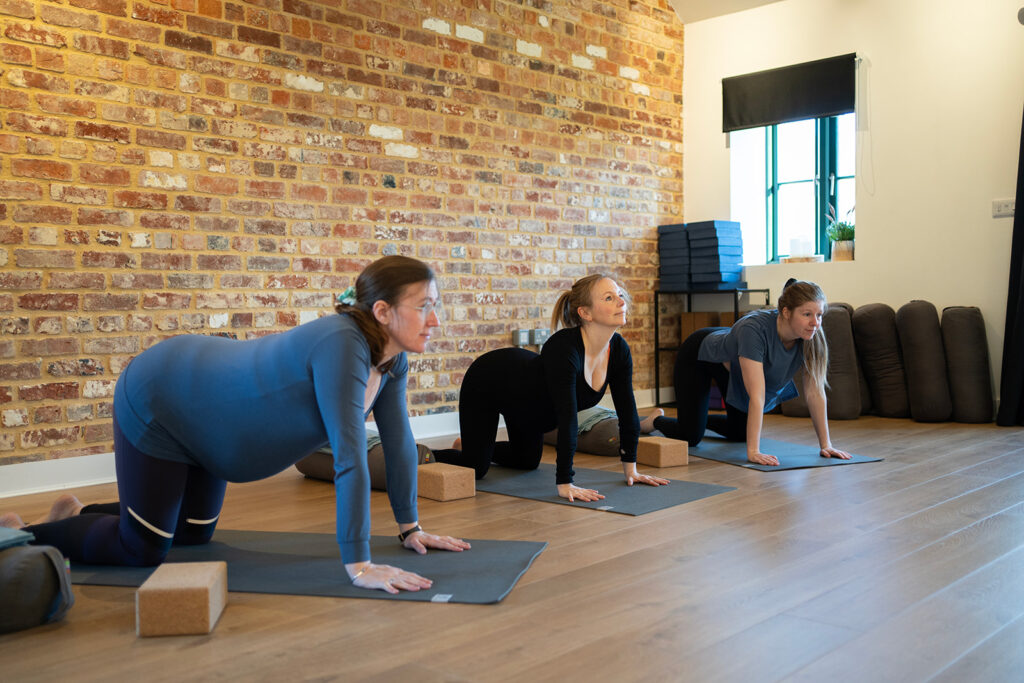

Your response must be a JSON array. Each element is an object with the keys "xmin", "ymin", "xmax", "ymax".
[
  {"xmin": 70, "ymin": 529, "xmax": 545, "ymax": 604},
  {"xmin": 475, "ymin": 463, "xmax": 735, "ymax": 514},
  {"xmin": 689, "ymin": 436, "xmax": 882, "ymax": 471}
]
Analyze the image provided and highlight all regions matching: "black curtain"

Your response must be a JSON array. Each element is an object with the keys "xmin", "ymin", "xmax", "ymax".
[
  {"xmin": 722, "ymin": 53, "xmax": 856, "ymax": 133},
  {"xmin": 997, "ymin": 105, "xmax": 1024, "ymax": 426}
]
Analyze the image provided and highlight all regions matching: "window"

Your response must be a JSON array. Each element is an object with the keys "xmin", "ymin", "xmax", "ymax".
[{"xmin": 730, "ymin": 112, "xmax": 855, "ymax": 264}]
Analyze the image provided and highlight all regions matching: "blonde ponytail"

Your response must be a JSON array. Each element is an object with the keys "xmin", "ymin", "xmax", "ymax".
[{"xmin": 550, "ymin": 289, "xmax": 577, "ymax": 332}]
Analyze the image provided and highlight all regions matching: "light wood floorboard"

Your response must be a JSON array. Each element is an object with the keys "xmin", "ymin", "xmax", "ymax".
[{"xmin": 1, "ymin": 415, "xmax": 1023, "ymax": 682}]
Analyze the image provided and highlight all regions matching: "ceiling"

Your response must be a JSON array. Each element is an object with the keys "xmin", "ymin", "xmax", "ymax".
[{"xmin": 667, "ymin": 0, "xmax": 785, "ymax": 24}]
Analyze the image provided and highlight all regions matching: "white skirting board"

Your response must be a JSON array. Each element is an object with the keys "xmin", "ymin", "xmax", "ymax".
[
  {"xmin": 0, "ymin": 452, "xmax": 117, "ymax": 500},
  {"xmin": 0, "ymin": 389, "xmax": 663, "ymax": 499}
]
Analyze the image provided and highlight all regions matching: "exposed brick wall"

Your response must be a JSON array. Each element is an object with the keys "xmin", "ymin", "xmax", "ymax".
[{"xmin": 0, "ymin": 0, "xmax": 683, "ymax": 465}]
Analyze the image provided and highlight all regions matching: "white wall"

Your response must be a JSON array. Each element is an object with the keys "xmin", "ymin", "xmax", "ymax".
[{"xmin": 683, "ymin": 0, "xmax": 1024, "ymax": 397}]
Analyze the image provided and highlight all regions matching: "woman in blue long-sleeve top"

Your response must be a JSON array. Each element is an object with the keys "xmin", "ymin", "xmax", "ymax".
[
  {"xmin": 434, "ymin": 274, "xmax": 669, "ymax": 503},
  {"xmin": 11, "ymin": 256, "xmax": 469, "ymax": 594}
]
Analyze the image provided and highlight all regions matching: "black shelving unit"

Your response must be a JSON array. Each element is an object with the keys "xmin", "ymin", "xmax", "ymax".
[{"xmin": 653, "ymin": 287, "xmax": 771, "ymax": 407}]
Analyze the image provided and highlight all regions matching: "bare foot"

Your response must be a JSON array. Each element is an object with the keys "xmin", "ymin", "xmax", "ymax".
[
  {"xmin": 34, "ymin": 493, "xmax": 85, "ymax": 525},
  {"xmin": 639, "ymin": 409, "xmax": 664, "ymax": 434},
  {"xmin": 0, "ymin": 512, "xmax": 26, "ymax": 529},
  {"xmin": 451, "ymin": 437, "xmax": 462, "ymax": 450}
]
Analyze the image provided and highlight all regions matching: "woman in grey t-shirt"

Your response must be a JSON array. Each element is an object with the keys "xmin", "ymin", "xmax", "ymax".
[{"xmin": 655, "ymin": 280, "xmax": 850, "ymax": 466}]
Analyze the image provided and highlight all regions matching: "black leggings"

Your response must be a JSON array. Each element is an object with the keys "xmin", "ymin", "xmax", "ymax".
[
  {"xmin": 654, "ymin": 327, "xmax": 748, "ymax": 446},
  {"xmin": 24, "ymin": 416, "xmax": 227, "ymax": 566},
  {"xmin": 433, "ymin": 347, "xmax": 552, "ymax": 480}
]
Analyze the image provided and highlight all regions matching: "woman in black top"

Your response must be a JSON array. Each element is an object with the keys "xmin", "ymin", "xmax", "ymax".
[{"xmin": 434, "ymin": 275, "xmax": 668, "ymax": 502}]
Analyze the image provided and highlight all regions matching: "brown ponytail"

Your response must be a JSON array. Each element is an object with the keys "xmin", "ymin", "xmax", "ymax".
[
  {"xmin": 550, "ymin": 273, "xmax": 632, "ymax": 331},
  {"xmin": 334, "ymin": 255, "xmax": 436, "ymax": 371},
  {"xmin": 778, "ymin": 279, "xmax": 829, "ymax": 395}
]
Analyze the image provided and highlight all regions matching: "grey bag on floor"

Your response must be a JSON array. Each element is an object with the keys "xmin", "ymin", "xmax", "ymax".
[{"xmin": 0, "ymin": 544, "xmax": 75, "ymax": 634}]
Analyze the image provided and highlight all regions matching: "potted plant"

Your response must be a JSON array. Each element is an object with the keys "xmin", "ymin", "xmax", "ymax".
[{"xmin": 826, "ymin": 205, "xmax": 855, "ymax": 261}]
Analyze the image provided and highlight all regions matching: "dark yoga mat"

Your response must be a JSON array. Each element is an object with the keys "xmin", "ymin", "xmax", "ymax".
[
  {"xmin": 475, "ymin": 463, "xmax": 735, "ymax": 515},
  {"xmin": 70, "ymin": 529, "xmax": 545, "ymax": 604},
  {"xmin": 690, "ymin": 436, "xmax": 882, "ymax": 471}
]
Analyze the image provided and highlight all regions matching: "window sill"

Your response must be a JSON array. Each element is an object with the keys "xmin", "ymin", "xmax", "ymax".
[{"xmin": 778, "ymin": 255, "xmax": 825, "ymax": 264}]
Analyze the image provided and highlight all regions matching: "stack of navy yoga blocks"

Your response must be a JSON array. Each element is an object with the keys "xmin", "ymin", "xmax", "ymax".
[
  {"xmin": 657, "ymin": 220, "xmax": 745, "ymax": 291},
  {"xmin": 656, "ymin": 223, "xmax": 690, "ymax": 289}
]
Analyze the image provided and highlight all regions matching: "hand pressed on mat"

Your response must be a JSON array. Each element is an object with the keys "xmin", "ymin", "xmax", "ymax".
[
  {"xmin": 746, "ymin": 445, "xmax": 851, "ymax": 467},
  {"xmin": 622, "ymin": 462, "xmax": 670, "ymax": 487},
  {"xmin": 557, "ymin": 483, "xmax": 604, "ymax": 503},
  {"xmin": 820, "ymin": 445, "xmax": 852, "ymax": 460},
  {"xmin": 747, "ymin": 450, "xmax": 779, "ymax": 466},
  {"xmin": 402, "ymin": 529, "xmax": 472, "ymax": 555},
  {"xmin": 346, "ymin": 522, "xmax": 471, "ymax": 594},
  {"xmin": 347, "ymin": 562, "xmax": 433, "ymax": 595}
]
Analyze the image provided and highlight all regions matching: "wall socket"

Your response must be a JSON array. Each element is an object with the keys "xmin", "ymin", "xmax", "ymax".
[
  {"xmin": 513, "ymin": 328, "xmax": 551, "ymax": 346},
  {"xmin": 530, "ymin": 328, "xmax": 550, "ymax": 345},
  {"xmin": 992, "ymin": 199, "xmax": 1016, "ymax": 218},
  {"xmin": 512, "ymin": 329, "xmax": 530, "ymax": 347}
]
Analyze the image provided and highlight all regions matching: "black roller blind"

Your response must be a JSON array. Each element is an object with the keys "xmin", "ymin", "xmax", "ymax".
[{"xmin": 722, "ymin": 53, "xmax": 856, "ymax": 132}]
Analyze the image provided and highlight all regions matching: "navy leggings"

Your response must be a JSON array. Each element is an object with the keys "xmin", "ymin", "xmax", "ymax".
[
  {"xmin": 25, "ymin": 417, "xmax": 226, "ymax": 566},
  {"xmin": 654, "ymin": 327, "xmax": 748, "ymax": 446}
]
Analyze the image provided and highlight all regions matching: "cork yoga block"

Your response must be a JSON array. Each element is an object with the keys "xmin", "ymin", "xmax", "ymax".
[
  {"xmin": 418, "ymin": 462, "xmax": 475, "ymax": 501},
  {"xmin": 136, "ymin": 561, "xmax": 227, "ymax": 637},
  {"xmin": 636, "ymin": 436, "xmax": 688, "ymax": 467}
]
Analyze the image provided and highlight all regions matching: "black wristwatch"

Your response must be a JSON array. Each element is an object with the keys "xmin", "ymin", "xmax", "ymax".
[{"xmin": 398, "ymin": 525, "xmax": 422, "ymax": 542}]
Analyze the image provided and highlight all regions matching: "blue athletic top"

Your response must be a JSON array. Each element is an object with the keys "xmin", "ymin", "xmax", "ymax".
[
  {"xmin": 112, "ymin": 314, "xmax": 419, "ymax": 564},
  {"xmin": 541, "ymin": 327, "xmax": 640, "ymax": 484},
  {"xmin": 698, "ymin": 309, "xmax": 803, "ymax": 413}
]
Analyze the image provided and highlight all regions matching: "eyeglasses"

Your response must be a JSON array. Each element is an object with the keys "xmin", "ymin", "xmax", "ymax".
[{"xmin": 401, "ymin": 301, "xmax": 443, "ymax": 320}]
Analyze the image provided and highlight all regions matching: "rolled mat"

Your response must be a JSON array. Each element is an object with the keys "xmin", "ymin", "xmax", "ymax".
[
  {"xmin": 476, "ymin": 463, "xmax": 735, "ymax": 515},
  {"xmin": 941, "ymin": 306, "xmax": 994, "ymax": 423},
  {"xmin": 543, "ymin": 420, "xmax": 621, "ymax": 457},
  {"xmin": 780, "ymin": 367, "xmax": 810, "ymax": 417},
  {"xmin": 831, "ymin": 302, "xmax": 873, "ymax": 415},
  {"xmin": 896, "ymin": 300, "xmax": 952, "ymax": 422},
  {"xmin": 295, "ymin": 444, "xmax": 434, "ymax": 491},
  {"xmin": 70, "ymin": 530, "xmax": 545, "ymax": 604},
  {"xmin": 852, "ymin": 303, "xmax": 909, "ymax": 418},
  {"xmin": 689, "ymin": 436, "xmax": 881, "ymax": 471},
  {"xmin": 823, "ymin": 304, "xmax": 864, "ymax": 419}
]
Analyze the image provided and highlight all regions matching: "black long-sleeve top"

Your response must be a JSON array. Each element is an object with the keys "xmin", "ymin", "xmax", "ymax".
[{"xmin": 541, "ymin": 327, "xmax": 641, "ymax": 484}]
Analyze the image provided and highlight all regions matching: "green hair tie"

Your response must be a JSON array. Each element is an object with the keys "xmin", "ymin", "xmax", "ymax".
[{"xmin": 337, "ymin": 286, "xmax": 357, "ymax": 306}]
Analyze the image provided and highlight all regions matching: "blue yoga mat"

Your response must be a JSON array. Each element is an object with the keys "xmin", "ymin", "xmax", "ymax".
[
  {"xmin": 689, "ymin": 436, "xmax": 881, "ymax": 471},
  {"xmin": 70, "ymin": 529, "xmax": 546, "ymax": 604},
  {"xmin": 476, "ymin": 463, "xmax": 735, "ymax": 515}
]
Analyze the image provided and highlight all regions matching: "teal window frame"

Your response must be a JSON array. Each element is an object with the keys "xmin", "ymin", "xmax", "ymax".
[{"xmin": 762, "ymin": 115, "xmax": 852, "ymax": 262}]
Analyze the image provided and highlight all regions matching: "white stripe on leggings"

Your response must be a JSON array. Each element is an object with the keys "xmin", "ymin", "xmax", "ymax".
[
  {"xmin": 185, "ymin": 515, "xmax": 219, "ymax": 525},
  {"xmin": 127, "ymin": 506, "xmax": 174, "ymax": 539}
]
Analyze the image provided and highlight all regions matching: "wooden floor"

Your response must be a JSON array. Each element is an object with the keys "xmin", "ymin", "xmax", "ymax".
[{"xmin": 3, "ymin": 414, "xmax": 1024, "ymax": 682}]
